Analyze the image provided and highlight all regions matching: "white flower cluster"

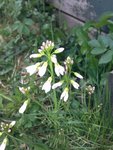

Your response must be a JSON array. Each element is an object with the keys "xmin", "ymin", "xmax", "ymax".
[
  {"xmin": 0, "ymin": 121, "xmax": 16, "ymax": 150},
  {"xmin": 86, "ymin": 85, "xmax": 95, "ymax": 95},
  {"xmin": 0, "ymin": 121, "xmax": 16, "ymax": 133},
  {"xmin": 25, "ymin": 40, "xmax": 65, "ymax": 93},
  {"xmin": 26, "ymin": 41, "xmax": 65, "ymax": 78},
  {"xmin": 52, "ymin": 72, "xmax": 83, "ymax": 102},
  {"xmin": 25, "ymin": 40, "xmax": 83, "ymax": 102}
]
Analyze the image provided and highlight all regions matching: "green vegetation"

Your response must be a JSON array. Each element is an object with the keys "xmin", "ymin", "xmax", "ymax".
[{"xmin": 1, "ymin": 1, "xmax": 113, "ymax": 150}]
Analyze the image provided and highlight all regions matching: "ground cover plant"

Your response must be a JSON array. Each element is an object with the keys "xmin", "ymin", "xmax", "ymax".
[{"xmin": 1, "ymin": 1, "xmax": 113, "ymax": 150}]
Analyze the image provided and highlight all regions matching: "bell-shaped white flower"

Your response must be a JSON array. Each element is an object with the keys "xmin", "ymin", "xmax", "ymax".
[
  {"xmin": 38, "ymin": 61, "xmax": 48, "ymax": 77},
  {"xmin": 52, "ymin": 80, "xmax": 64, "ymax": 89},
  {"xmin": 60, "ymin": 87, "xmax": 69, "ymax": 102},
  {"xmin": 30, "ymin": 53, "xmax": 44, "ymax": 58},
  {"xmin": 70, "ymin": 80, "xmax": 79, "ymax": 89},
  {"xmin": 54, "ymin": 63, "xmax": 65, "ymax": 76},
  {"xmin": 19, "ymin": 100, "xmax": 29, "ymax": 114},
  {"xmin": 9, "ymin": 121, "xmax": 16, "ymax": 128},
  {"xmin": 19, "ymin": 87, "xmax": 30, "ymax": 94},
  {"xmin": 73, "ymin": 72, "xmax": 83, "ymax": 79},
  {"xmin": 26, "ymin": 63, "xmax": 40, "ymax": 76},
  {"xmin": 42, "ymin": 77, "xmax": 52, "ymax": 93},
  {"xmin": 51, "ymin": 55, "xmax": 57, "ymax": 64},
  {"xmin": 54, "ymin": 48, "xmax": 64, "ymax": 54},
  {"xmin": 0, "ymin": 137, "xmax": 8, "ymax": 150}
]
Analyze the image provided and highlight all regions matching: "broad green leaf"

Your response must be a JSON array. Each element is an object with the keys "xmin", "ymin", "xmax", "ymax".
[
  {"xmin": 17, "ymin": 23, "xmax": 24, "ymax": 33},
  {"xmin": 91, "ymin": 48, "xmax": 107, "ymax": 55},
  {"xmin": 89, "ymin": 39, "xmax": 100, "ymax": 47},
  {"xmin": 12, "ymin": 21, "xmax": 21, "ymax": 31},
  {"xmin": 22, "ymin": 25, "xmax": 30, "ymax": 35},
  {"xmin": 24, "ymin": 18, "xmax": 34, "ymax": 26},
  {"xmin": 42, "ymin": 24, "xmax": 50, "ymax": 30},
  {"xmin": 99, "ymin": 50, "xmax": 113, "ymax": 64},
  {"xmin": 98, "ymin": 35, "xmax": 110, "ymax": 47},
  {"xmin": 95, "ymin": 12, "xmax": 113, "ymax": 28}
]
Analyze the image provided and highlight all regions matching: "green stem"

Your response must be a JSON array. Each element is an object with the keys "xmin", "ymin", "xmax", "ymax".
[
  {"xmin": 49, "ymin": 58, "xmax": 58, "ymax": 111},
  {"xmin": 88, "ymin": 95, "xmax": 91, "ymax": 112}
]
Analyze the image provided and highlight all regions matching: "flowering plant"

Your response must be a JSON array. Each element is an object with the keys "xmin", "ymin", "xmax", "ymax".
[{"xmin": 25, "ymin": 40, "xmax": 83, "ymax": 110}]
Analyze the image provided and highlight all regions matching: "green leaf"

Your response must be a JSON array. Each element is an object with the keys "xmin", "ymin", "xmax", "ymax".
[
  {"xmin": 42, "ymin": 24, "xmax": 50, "ymax": 30},
  {"xmin": 0, "ymin": 67, "xmax": 13, "ymax": 75},
  {"xmin": 91, "ymin": 48, "xmax": 107, "ymax": 55},
  {"xmin": 0, "ymin": 93, "xmax": 14, "ymax": 102},
  {"xmin": 12, "ymin": 21, "xmax": 21, "ymax": 31},
  {"xmin": 22, "ymin": 25, "xmax": 30, "ymax": 35},
  {"xmin": 17, "ymin": 23, "xmax": 24, "ymax": 33},
  {"xmin": 89, "ymin": 39, "xmax": 100, "ymax": 48},
  {"xmin": 98, "ymin": 35, "xmax": 110, "ymax": 47},
  {"xmin": 0, "ymin": 97, "xmax": 3, "ymax": 108},
  {"xmin": 24, "ymin": 18, "xmax": 34, "ymax": 26},
  {"xmin": 99, "ymin": 50, "xmax": 113, "ymax": 64},
  {"xmin": 95, "ymin": 12, "xmax": 113, "ymax": 28}
]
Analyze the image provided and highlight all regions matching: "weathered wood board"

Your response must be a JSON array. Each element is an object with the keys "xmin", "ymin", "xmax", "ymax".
[
  {"xmin": 48, "ymin": 0, "xmax": 113, "ymax": 22},
  {"xmin": 57, "ymin": 12, "xmax": 84, "ymax": 28}
]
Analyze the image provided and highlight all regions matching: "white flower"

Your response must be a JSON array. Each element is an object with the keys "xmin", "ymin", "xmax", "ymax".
[
  {"xmin": 19, "ymin": 100, "xmax": 29, "ymax": 114},
  {"xmin": 0, "ymin": 137, "xmax": 8, "ymax": 150},
  {"xmin": 30, "ymin": 53, "xmax": 44, "ymax": 58},
  {"xmin": 86, "ymin": 85, "xmax": 95, "ymax": 95},
  {"xmin": 26, "ymin": 63, "xmax": 40, "ymax": 76},
  {"xmin": 70, "ymin": 80, "xmax": 79, "ymax": 89},
  {"xmin": 51, "ymin": 55, "xmax": 57, "ymax": 64},
  {"xmin": 19, "ymin": 87, "xmax": 30, "ymax": 94},
  {"xmin": 60, "ymin": 87, "xmax": 69, "ymax": 102},
  {"xmin": 54, "ymin": 63, "xmax": 65, "ymax": 76},
  {"xmin": 73, "ymin": 72, "xmax": 83, "ymax": 79},
  {"xmin": 54, "ymin": 48, "xmax": 64, "ymax": 54},
  {"xmin": 65, "ymin": 56, "xmax": 73, "ymax": 65},
  {"xmin": 52, "ymin": 81, "xmax": 64, "ymax": 89},
  {"xmin": 38, "ymin": 61, "xmax": 48, "ymax": 77},
  {"xmin": 42, "ymin": 77, "xmax": 52, "ymax": 93},
  {"xmin": 38, "ymin": 40, "xmax": 54, "ymax": 52},
  {"xmin": 9, "ymin": 121, "xmax": 16, "ymax": 128}
]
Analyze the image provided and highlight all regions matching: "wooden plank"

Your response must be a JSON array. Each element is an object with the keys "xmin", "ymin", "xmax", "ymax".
[
  {"xmin": 48, "ymin": 0, "xmax": 113, "ymax": 22},
  {"xmin": 57, "ymin": 12, "xmax": 84, "ymax": 28},
  {"xmin": 108, "ymin": 71, "xmax": 113, "ymax": 115}
]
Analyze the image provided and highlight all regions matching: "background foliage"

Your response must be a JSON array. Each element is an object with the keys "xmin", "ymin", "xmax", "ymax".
[{"xmin": 1, "ymin": 0, "xmax": 113, "ymax": 150}]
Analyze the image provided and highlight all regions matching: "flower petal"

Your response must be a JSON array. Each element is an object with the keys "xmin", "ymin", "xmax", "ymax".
[
  {"xmin": 30, "ymin": 53, "xmax": 44, "ymax": 58},
  {"xmin": 38, "ymin": 61, "xmax": 48, "ymax": 77},
  {"xmin": 60, "ymin": 87, "xmax": 69, "ymax": 102},
  {"xmin": 9, "ymin": 121, "xmax": 16, "ymax": 128},
  {"xmin": 19, "ymin": 87, "xmax": 30, "ymax": 94},
  {"xmin": 55, "ymin": 63, "xmax": 65, "ymax": 76},
  {"xmin": 42, "ymin": 77, "xmax": 52, "ymax": 93},
  {"xmin": 74, "ymin": 72, "xmax": 83, "ymax": 79},
  {"xmin": 26, "ymin": 63, "xmax": 40, "ymax": 76},
  {"xmin": 70, "ymin": 80, "xmax": 79, "ymax": 89},
  {"xmin": 52, "ymin": 81, "xmax": 64, "ymax": 89},
  {"xmin": 54, "ymin": 48, "xmax": 64, "ymax": 54},
  {"xmin": 51, "ymin": 55, "xmax": 57, "ymax": 64},
  {"xmin": 19, "ymin": 100, "xmax": 29, "ymax": 114},
  {"xmin": 0, "ymin": 137, "xmax": 8, "ymax": 150}
]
